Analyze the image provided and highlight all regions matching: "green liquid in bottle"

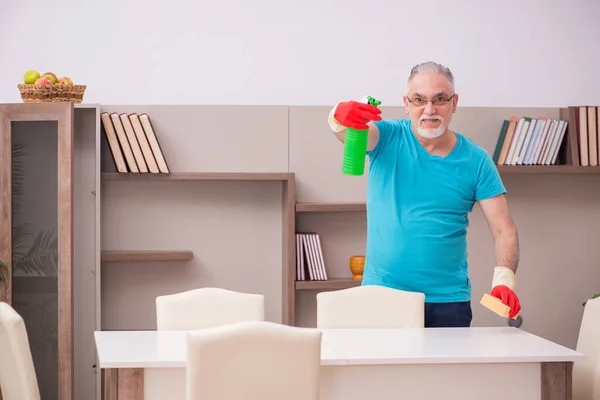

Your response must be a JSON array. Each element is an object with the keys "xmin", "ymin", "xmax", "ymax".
[
  {"xmin": 341, "ymin": 96, "xmax": 381, "ymax": 176},
  {"xmin": 342, "ymin": 127, "xmax": 369, "ymax": 176}
]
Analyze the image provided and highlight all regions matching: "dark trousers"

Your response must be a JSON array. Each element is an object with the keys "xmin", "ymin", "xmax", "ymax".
[{"xmin": 424, "ymin": 301, "xmax": 472, "ymax": 328}]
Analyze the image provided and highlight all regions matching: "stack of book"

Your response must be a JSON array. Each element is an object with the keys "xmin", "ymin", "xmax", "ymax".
[
  {"xmin": 492, "ymin": 116, "xmax": 568, "ymax": 166},
  {"xmin": 567, "ymin": 106, "xmax": 599, "ymax": 166},
  {"xmin": 295, "ymin": 232, "xmax": 328, "ymax": 281},
  {"xmin": 101, "ymin": 112, "xmax": 170, "ymax": 173}
]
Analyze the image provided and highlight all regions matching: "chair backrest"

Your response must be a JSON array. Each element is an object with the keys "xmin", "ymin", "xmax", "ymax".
[
  {"xmin": 0, "ymin": 302, "xmax": 41, "ymax": 400},
  {"xmin": 316, "ymin": 285, "xmax": 425, "ymax": 329},
  {"xmin": 155, "ymin": 287, "xmax": 265, "ymax": 330},
  {"xmin": 186, "ymin": 320, "xmax": 322, "ymax": 400},
  {"xmin": 573, "ymin": 296, "xmax": 600, "ymax": 400}
]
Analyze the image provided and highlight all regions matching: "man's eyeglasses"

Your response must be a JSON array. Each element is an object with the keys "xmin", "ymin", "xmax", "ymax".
[{"xmin": 406, "ymin": 94, "xmax": 456, "ymax": 107}]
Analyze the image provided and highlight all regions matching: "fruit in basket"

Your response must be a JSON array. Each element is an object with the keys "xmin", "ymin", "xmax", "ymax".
[
  {"xmin": 42, "ymin": 72, "xmax": 57, "ymax": 84},
  {"xmin": 24, "ymin": 70, "xmax": 41, "ymax": 84},
  {"xmin": 34, "ymin": 77, "xmax": 52, "ymax": 85},
  {"xmin": 57, "ymin": 77, "xmax": 73, "ymax": 85},
  {"xmin": 17, "ymin": 69, "xmax": 85, "ymax": 104}
]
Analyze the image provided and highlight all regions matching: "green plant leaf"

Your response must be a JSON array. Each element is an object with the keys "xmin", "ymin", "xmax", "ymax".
[
  {"xmin": 14, "ymin": 230, "xmax": 57, "ymax": 276},
  {"xmin": 12, "ymin": 142, "xmax": 27, "ymax": 216},
  {"xmin": 0, "ymin": 260, "xmax": 7, "ymax": 281},
  {"xmin": 12, "ymin": 222, "xmax": 33, "ymax": 261},
  {"xmin": 8, "ymin": 141, "xmax": 58, "ymax": 278}
]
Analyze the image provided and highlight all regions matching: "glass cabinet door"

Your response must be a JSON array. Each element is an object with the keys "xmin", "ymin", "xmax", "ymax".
[{"xmin": 0, "ymin": 103, "xmax": 74, "ymax": 400}]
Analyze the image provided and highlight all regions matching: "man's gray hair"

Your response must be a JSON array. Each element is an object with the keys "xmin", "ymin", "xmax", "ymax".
[{"xmin": 408, "ymin": 61, "xmax": 455, "ymax": 90}]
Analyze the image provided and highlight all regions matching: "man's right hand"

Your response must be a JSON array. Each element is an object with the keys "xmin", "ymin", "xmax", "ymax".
[{"xmin": 328, "ymin": 100, "xmax": 382, "ymax": 132}]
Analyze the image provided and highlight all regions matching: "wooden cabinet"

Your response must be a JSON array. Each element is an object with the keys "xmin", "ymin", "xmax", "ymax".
[{"xmin": 0, "ymin": 103, "xmax": 100, "ymax": 400}]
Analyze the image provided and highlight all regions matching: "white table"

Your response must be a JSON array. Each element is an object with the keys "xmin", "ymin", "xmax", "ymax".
[
  {"xmin": 95, "ymin": 329, "xmax": 348, "ymax": 400},
  {"xmin": 95, "ymin": 327, "xmax": 585, "ymax": 400}
]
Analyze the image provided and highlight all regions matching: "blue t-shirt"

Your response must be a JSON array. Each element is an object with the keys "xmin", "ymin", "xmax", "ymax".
[{"xmin": 361, "ymin": 118, "xmax": 506, "ymax": 303}]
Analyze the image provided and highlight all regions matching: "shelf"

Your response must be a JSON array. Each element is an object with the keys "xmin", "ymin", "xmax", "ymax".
[
  {"xmin": 295, "ymin": 278, "xmax": 361, "ymax": 290},
  {"xmin": 101, "ymin": 172, "xmax": 292, "ymax": 181},
  {"xmin": 497, "ymin": 165, "xmax": 600, "ymax": 174},
  {"xmin": 101, "ymin": 250, "xmax": 194, "ymax": 262},
  {"xmin": 295, "ymin": 202, "xmax": 366, "ymax": 212}
]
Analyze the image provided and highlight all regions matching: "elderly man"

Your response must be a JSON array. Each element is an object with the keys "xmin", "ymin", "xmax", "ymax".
[{"xmin": 327, "ymin": 61, "xmax": 521, "ymax": 327}]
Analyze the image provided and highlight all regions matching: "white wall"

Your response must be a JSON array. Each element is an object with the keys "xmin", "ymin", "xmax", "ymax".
[{"xmin": 1, "ymin": 0, "xmax": 599, "ymax": 106}]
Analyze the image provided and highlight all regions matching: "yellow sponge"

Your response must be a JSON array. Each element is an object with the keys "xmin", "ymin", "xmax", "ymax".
[{"xmin": 480, "ymin": 293, "xmax": 518, "ymax": 319}]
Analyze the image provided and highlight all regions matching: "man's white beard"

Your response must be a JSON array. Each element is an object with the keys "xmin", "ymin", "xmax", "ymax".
[{"xmin": 417, "ymin": 115, "xmax": 445, "ymax": 139}]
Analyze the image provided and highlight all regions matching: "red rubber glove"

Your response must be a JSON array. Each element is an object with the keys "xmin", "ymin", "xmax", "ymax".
[
  {"xmin": 332, "ymin": 100, "xmax": 382, "ymax": 131},
  {"xmin": 491, "ymin": 284, "xmax": 521, "ymax": 319}
]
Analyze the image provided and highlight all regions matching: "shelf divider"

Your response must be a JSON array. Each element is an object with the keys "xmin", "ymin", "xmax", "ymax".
[
  {"xmin": 101, "ymin": 250, "xmax": 193, "ymax": 262},
  {"xmin": 496, "ymin": 165, "xmax": 600, "ymax": 174},
  {"xmin": 101, "ymin": 172, "xmax": 292, "ymax": 181},
  {"xmin": 295, "ymin": 278, "xmax": 361, "ymax": 290},
  {"xmin": 295, "ymin": 202, "xmax": 366, "ymax": 212}
]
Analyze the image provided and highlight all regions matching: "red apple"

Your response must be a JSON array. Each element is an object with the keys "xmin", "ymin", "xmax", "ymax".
[
  {"xmin": 34, "ymin": 77, "xmax": 52, "ymax": 85},
  {"xmin": 42, "ymin": 72, "xmax": 57, "ymax": 84}
]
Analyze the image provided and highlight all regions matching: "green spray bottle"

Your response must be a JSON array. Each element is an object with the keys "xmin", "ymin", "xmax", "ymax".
[{"xmin": 342, "ymin": 96, "xmax": 382, "ymax": 176}]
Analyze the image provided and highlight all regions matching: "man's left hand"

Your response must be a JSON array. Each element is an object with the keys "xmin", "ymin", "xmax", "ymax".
[
  {"xmin": 491, "ymin": 266, "xmax": 521, "ymax": 319},
  {"xmin": 491, "ymin": 284, "xmax": 521, "ymax": 318}
]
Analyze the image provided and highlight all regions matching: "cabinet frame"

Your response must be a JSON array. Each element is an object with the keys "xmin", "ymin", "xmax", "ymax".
[{"xmin": 0, "ymin": 103, "xmax": 75, "ymax": 400}]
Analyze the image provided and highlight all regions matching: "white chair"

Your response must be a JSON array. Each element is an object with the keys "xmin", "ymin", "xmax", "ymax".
[
  {"xmin": 0, "ymin": 301, "xmax": 41, "ymax": 400},
  {"xmin": 155, "ymin": 287, "xmax": 265, "ymax": 330},
  {"xmin": 573, "ymin": 296, "xmax": 600, "ymax": 400},
  {"xmin": 186, "ymin": 320, "xmax": 322, "ymax": 400},
  {"xmin": 316, "ymin": 284, "xmax": 425, "ymax": 329}
]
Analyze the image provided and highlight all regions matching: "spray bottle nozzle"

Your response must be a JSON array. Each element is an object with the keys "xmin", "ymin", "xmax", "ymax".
[{"xmin": 367, "ymin": 96, "xmax": 382, "ymax": 107}]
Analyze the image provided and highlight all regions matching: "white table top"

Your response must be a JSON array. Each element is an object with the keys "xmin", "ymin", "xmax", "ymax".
[
  {"xmin": 94, "ymin": 329, "xmax": 348, "ymax": 368},
  {"xmin": 94, "ymin": 327, "xmax": 585, "ymax": 369},
  {"xmin": 321, "ymin": 327, "xmax": 586, "ymax": 365}
]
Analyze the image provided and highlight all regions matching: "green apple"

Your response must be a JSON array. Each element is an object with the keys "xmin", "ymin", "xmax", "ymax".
[
  {"xmin": 42, "ymin": 72, "xmax": 57, "ymax": 84},
  {"xmin": 24, "ymin": 70, "xmax": 41, "ymax": 84}
]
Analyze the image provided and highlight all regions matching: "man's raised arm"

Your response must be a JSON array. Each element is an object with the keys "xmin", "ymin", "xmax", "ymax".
[{"xmin": 327, "ymin": 97, "xmax": 382, "ymax": 152}]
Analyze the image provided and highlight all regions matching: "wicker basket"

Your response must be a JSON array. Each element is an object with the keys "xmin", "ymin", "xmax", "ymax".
[{"xmin": 17, "ymin": 84, "xmax": 87, "ymax": 103}]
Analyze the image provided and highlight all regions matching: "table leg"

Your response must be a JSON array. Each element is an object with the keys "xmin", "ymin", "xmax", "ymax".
[
  {"xmin": 541, "ymin": 362, "xmax": 573, "ymax": 400},
  {"xmin": 103, "ymin": 368, "xmax": 144, "ymax": 400},
  {"xmin": 103, "ymin": 369, "xmax": 117, "ymax": 400}
]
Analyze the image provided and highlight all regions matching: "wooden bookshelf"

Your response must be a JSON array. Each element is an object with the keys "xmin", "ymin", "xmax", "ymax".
[
  {"xmin": 295, "ymin": 278, "xmax": 361, "ymax": 290},
  {"xmin": 101, "ymin": 172, "xmax": 293, "ymax": 181},
  {"xmin": 101, "ymin": 166, "xmax": 297, "ymax": 329},
  {"xmin": 101, "ymin": 250, "xmax": 194, "ymax": 262},
  {"xmin": 295, "ymin": 202, "xmax": 366, "ymax": 212},
  {"xmin": 497, "ymin": 165, "xmax": 600, "ymax": 174},
  {"xmin": 292, "ymin": 198, "xmax": 367, "ymax": 325}
]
